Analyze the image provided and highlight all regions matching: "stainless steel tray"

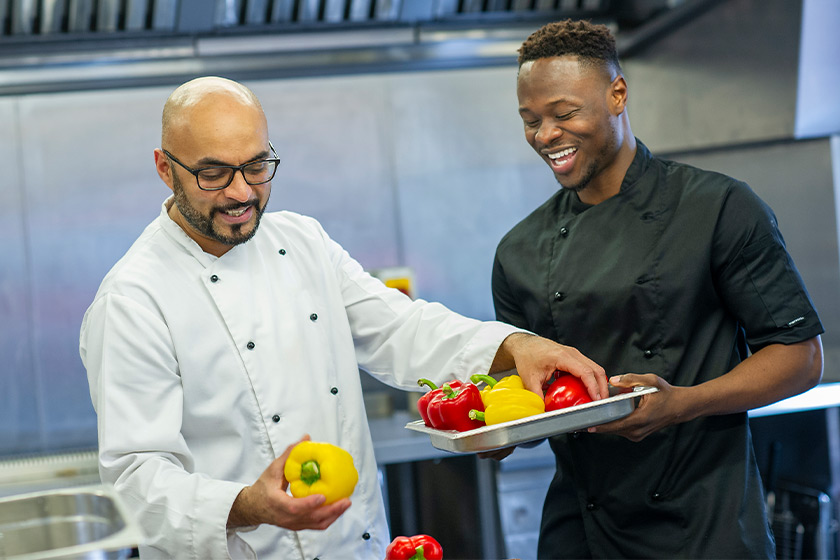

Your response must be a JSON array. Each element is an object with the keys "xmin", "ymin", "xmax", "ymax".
[
  {"xmin": 405, "ymin": 386, "xmax": 659, "ymax": 453},
  {"xmin": 0, "ymin": 484, "xmax": 145, "ymax": 560}
]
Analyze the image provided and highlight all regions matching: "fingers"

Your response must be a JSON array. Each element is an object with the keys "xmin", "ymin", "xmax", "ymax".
[
  {"xmin": 559, "ymin": 348, "xmax": 608, "ymax": 400},
  {"xmin": 608, "ymin": 373, "xmax": 658, "ymax": 390},
  {"xmin": 271, "ymin": 492, "xmax": 351, "ymax": 532}
]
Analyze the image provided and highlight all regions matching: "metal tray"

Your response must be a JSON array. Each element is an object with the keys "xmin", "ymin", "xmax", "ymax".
[{"xmin": 405, "ymin": 386, "xmax": 659, "ymax": 453}]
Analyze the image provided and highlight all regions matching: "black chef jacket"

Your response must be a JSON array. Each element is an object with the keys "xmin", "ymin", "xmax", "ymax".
[{"xmin": 492, "ymin": 140, "xmax": 824, "ymax": 559}]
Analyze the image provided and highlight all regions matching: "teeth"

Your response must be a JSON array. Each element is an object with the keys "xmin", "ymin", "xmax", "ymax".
[
  {"xmin": 224, "ymin": 208, "xmax": 247, "ymax": 217},
  {"xmin": 548, "ymin": 147, "xmax": 576, "ymax": 159}
]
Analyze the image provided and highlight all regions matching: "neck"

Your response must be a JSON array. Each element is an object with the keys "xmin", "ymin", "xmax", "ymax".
[{"xmin": 576, "ymin": 129, "xmax": 637, "ymax": 206}]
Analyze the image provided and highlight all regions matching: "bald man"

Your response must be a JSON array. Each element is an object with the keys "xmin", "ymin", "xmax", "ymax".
[{"xmin": 79, "ymin": 76, "xmax": 607, "ymax": 559}]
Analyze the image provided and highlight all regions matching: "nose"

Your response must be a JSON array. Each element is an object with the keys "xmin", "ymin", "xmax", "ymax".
[
  {"xmin": 534, "ymin": 121, "xmax": 562, "ymax": 147},
  {"xmin": 224, "ymin": 170, "xmax": 255, "ymax": 203}
]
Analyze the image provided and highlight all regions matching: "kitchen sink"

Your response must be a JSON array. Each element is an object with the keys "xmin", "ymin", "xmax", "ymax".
[{"xmin": 0, "ymin": 485, "xmax": 143, "ymax": 559}]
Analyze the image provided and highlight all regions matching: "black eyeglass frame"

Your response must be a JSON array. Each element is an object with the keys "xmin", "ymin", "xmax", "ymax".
[{"xmin": 162, "ymin": 142, "xmax": 280, "ymax": 191}]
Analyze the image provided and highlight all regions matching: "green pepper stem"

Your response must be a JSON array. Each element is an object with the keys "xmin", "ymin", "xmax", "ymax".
[
  {"xmin": 470, "ymin": 374, "xmax": 497, "ymax": 388},
  {"xmin": 418, "ymin": 378, "xmax": 438, "ymax": 391},
  {"xmin": 300, "ymin": 460, "xmax": 321, "ymax": 485},
  {"xmin": 411, "ymin": 544, "xmax": 426, "ymax": 560},
  {"xmin": 468, "ymin": 409, "xmax": 485, "ymax": 421},
  {"xmin": 441, "ymin": 384, "xmax": 458, "ymax": 399}
]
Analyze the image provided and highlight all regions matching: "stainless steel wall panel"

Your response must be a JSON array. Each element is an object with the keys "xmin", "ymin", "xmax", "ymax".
[
  {"xmin": 39, "ymin": 0, "xmax": 66, "ymax": 34},
  {"xmin": 0, "ymin": 98, "xmax": 41, "ymax": 456},
  {"xmin": 626, "ymin": 0, "xmax": 801, "ymax": 152},
  {"xmin": 95, "ymin": 0, "xmax": 120, "ymax": 31},
  {"xmin": 67, "ymin": 0, "xmax": 93, "ymax": 32},
  {"xmin": 124, "ymin": 0, "xmax": 148, "ymax": 31},
  {"xmin": 390, "ymin": 66, "xmax": 557, "ymax": 320},
  {"xmin": 795, "ymin": 0, "xmax": 840, "ymax": 138},
  {"xmin": 248, "ymin": 75, "xmax": 402, "ymax": 268},
  {"xmin": 10, "ymin": 0, "xmax": 35, "ymax": 34},
  {"xmin": 16, "ymin": 86, "xmax": 171, "ymax": 453},
  {"xmin": 151, "ymin": 0, "xmax": 177, "ymax": 30}
]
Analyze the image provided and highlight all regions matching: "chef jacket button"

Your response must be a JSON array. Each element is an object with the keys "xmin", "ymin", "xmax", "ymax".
[
  {"xmin": 310, "ymin": 313, "xmax": 318, "ymax": 321},
  {"xmin": 643, "ymin": 349, "xmax": 654, "ymax": 359},
  {"xmin": 651, "ymin": 492, "xmax": 663, "ymax": 501},
  {"xmin": 362, "ymin": 532, "xmax": 371, "ymax": 540},
  {"xmin": 247, "ymin": 341, "xmax": 255, "ymax": 350},
  {"xmin": 210, "ymin": 274, "xmax": 219, "ymax": 283},
  {"xmin": 330, "ymin": 387, "xmax": 338, "ymax": 395},
  {"xmin": 571, "ymin": 432, "xmax": 580, "ymax": 439},
  {"xmin": 586, "ymin": 501, "xmax": 597, "ymax": 511},
  {"xmin": 559, "ymin": 227, "xmax": 569, "ymax": 237},
  {"xmin": 271, "ymin": 414, "xmax": 280, "ymax": 423},
  {"xmin": 554, "ymin": 291, "xmax": 565, "ymax": 301},
  {"xmin": 278, "ymin": 248, "xmax": 286, "ymax": 255}
]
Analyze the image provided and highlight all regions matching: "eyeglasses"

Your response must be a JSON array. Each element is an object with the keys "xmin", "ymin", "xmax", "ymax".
[{"xmin": 162, "ymin": 142, "xmax": 280, "ymax": 191}]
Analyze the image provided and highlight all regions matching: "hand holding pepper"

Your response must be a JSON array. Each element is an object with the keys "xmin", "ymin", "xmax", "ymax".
[
  {"xmin": 227, "ymin": 435, "xmax": 351, "ymax": 532},
  {"xmin": 385, "ymin": 534, "xmax": 444, "ymax": 560}
]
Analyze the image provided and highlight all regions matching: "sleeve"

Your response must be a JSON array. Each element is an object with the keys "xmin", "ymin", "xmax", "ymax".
[
  {"xmin": 711, "ymin": 181, "xmax": 824, "ymax": 351},
  {"xmin": 306, "ymin": 219, "xmax": 525, "ymax": 388},
  {"xmin": 491, "ymin": 248, "xmax": 530, "ymax": 329},
  {"xmin": 80, "ymin": 293, "xmax": 253, "ymax": 560}
]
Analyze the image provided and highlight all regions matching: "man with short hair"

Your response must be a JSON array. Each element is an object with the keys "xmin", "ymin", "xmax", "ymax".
[
  {"xmin": 492, "ymin": 19, "xmax": 824, "ymax": 558},
  {"xmin": 80, "ymin": 76, "xmax": 608, "ymax": 559}
]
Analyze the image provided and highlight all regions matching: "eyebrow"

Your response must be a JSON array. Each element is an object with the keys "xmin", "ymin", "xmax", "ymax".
[{"xmin": 195, "ymin": 149, "xmax": 271, "ymax": 167}]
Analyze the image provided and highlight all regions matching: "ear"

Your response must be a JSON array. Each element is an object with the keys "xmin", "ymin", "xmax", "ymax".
[
  {"xmin": 154, "ymin": 148, "xmax": 175, "ymax": 192},
  {"xmin": 608, "ymin": 75, "xmax": 629, "ymax": 116}
]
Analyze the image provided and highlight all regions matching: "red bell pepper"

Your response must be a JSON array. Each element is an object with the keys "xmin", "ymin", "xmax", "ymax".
[
  {"xmin": 544, "ymin": 372, "xmax": 593, "ymax": 411},
  {"xmin": 385, "ymin": 534, "xmax": 443, "ymax": 560},
  {"xmin": 417, "ymin": 379, "xmax": 463, "ymax": 428},
  {"xmin": 427, "ymin": 382, "xmax": 485, "ymax": 432}
]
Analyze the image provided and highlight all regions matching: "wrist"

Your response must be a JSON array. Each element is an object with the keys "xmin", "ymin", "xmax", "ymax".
[
  {"xmin": 491, "ymin": 332, "xmax": 534, "ymax": 373},
  {"xmin": 227, "ymin": 486, "xmax": 259, "ymax": 529}
]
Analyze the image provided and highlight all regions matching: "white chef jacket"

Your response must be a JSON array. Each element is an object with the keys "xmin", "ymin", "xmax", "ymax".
[{"xmin": 80, "ymin": 198, "xmax": 520, "ymax": 559}]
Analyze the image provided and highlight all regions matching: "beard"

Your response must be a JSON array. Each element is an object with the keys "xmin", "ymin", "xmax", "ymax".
[
  {"xmin": 557, "ymin": 123, "xmax": 619, "ymax": 194},
  {"xmin": 171, "ymin": 172, "xmax": 267, "ymax": 247}
]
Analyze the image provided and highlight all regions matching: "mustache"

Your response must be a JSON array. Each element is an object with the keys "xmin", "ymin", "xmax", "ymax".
[{"xmin": 212, "ymin": 199, "xmax": 260, "ymax": 214}]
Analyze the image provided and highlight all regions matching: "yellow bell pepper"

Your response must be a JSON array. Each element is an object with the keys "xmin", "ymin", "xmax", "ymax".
[
  {"xmin": 284, "ymin": 441, "xmax": 359, "ymax": 505},
  {"xmin": 471, "ymin": 373, "xmax": 524, "ymax": 403},
  {"xmin": 469, "ymin": 374, "xmax": 545, "ymax": 425}
]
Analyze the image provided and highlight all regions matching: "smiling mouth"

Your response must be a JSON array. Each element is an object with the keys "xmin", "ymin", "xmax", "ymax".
[
  {"xmin": 545, "ymin": 147, "xmax": 577, "ymax": 172},
  {"xmin": 547, "ymin": 147, "xmax": 577, "ymax": 162},
  {"xmin": 222, "ymin": 206, "xmax": 249, "ymax": 217}
]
